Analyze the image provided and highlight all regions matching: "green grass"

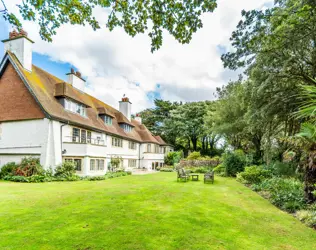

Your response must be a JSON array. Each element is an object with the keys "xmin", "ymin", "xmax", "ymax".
[{"xmin": 0, "ymin": 173, "xmax": 315, "ymax": 250}]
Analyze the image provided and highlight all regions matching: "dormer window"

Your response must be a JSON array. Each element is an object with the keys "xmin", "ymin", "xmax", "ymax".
[
  {"xmin": 64, "ymin": 98, "xmax": 86, "ymax": 117},
  {"xmin": 104, "ymin": 115, "xmax": 113, "ymax": 125},
  {"xmin": 120, "ymin": 123, "xmax": 133, "ymax": 132}
]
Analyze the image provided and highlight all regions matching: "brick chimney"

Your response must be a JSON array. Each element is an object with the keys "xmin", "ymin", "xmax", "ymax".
[
  {"xmin": 135, "ymin": 113, "xmax": 142, "ymax": 124},
  {"xmin": 2, "ymin": 29, "xmax": 34, "ymax": 72},
  {"xmin": 119, "ymin": 96, "xmax": 132, "ymax": 121},
  {"xmin": 66, "ymin": 68, "xmax": 86, "ymax": 92}
]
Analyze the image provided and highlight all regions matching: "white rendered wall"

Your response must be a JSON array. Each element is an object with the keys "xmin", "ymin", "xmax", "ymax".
[
  {"xmin": 4, "ymin": 37, "xmax": 33, "ymax": 72},
  {"xmin": 0, "ymin": 119, "xmax": 46, "ymax": 168}
]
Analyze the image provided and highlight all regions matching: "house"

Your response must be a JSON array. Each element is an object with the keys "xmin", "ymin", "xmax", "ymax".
[{"xmin": 0, "ymin": 30, "xmax": 173, "ymax": 175}]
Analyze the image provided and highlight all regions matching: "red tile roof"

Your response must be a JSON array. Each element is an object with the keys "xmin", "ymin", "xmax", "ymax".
[{"xmin": 4, "ymin": 51, "xmax": 167, "ymax": 145}]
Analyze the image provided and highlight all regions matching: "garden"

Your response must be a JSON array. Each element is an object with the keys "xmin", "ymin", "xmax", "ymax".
[{"xmin": 1, "ymin": 172, "xmax": 316, "ymax": 249}]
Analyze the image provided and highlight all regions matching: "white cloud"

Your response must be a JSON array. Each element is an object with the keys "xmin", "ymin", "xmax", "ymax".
[{"xmin": 2, "ymin": 0, "xmax": 272, "ymax": 113}]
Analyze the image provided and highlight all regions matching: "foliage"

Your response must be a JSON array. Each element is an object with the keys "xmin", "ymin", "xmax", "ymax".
[
  {"xmin": 165, "ymin": 102, "xmax": 208, "ymax": 151},
  {"xmin": 296, "ymin": 210, "xmax": 316, "ymax": 229},
  {"xmin": 213, "ymin": 164, "xmax": 226, "ymax": 176},
  {"xmin": 269, "ymin": 161, "xmax": 298, "ymax": 178},
  {"xmin": 110, "ymin": 156, "xmax": 122, "ymax": 171},
  {"xmin": 14, "ymin": 157, "xmax": 44, "ymax": 177},
  {"xmin": 159, "ymin": 167, "xmax": 174, "ymax": 172},
  {"xmin": 0, "ymin": 162, "xmax": 18, "ymax": 178},
  {"xmin": 236, "ymin": 165, "xmax": 272, "ymax": 185},
  {"xmin": 164, "ymin": 151, "xmax": 183, "ymax": 166},
  {"xmin": 88, "ymin": 176, "xmax": 106, "ymax": 181},
  {"xmin": 187, "ymin": 151, "xmax": 201, "ymax": 160},
  {"xmin": 2, "ymin": 0, "xmax": 217, "ymax": 52},
  {"xmin": 222, "ymin": 150, "xmax": 246, "ymax": 177},
  {"xmin": 185, "ymin": 167, "xmax": 209, "ymax": 174},
  {"xmin": 3, "ymin": 175, "xmax": 29, "ymax": 182},
  {"xmin": 54, "ymin": 161, "xmax": 76, "ymax": 177},
  {"xmin": 253, "ymin": 177, "xmax": 306, "ymax": 213},
  {"xmin": 139, "ymin": 99, "xmax": 181, "ymax": 143}
]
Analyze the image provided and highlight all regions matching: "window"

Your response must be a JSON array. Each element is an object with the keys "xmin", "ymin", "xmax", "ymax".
[
  {"xmin": 147, "ymin": 144, "xmax": 151, "ymax": 153},
  {"xmin": 90, "ymin": 159, "xmax": 95, "ymax": 171},
  {"xmin": 128, "ymin": 141, "xmax": 136, "ymax": 150},
  {"xmin": 64, "ymin": 158, "xmax": 82, "ymax": 172},
  {"xmin": 120, "ymin": 123, "xmax": 133, "ymax": 132},
  {"xmin": 128, "ymin": 159, "xmax": 137, "ymax": 168},
  {"xmin": 64, "ymin": 98, "xmax": 86, "ymax": 117},
  {"xmin": 81, "ymin": 130, "xmax": 87, "ymax": 143},
  {"xmin": 87, "ymin": 131, "xmax": 91, "ymax": 143},
  {"xmin": 90, "ymin": 159, "xmax": 105, "ymax": 171},
  {"xmin": 104, "ymin": 115, "xmax": 112, "ymax": 125},
  {"xmin": 72, "ymin": 128, "xmax": 80, "ymax": 142},
  {"xmin": 112, "ymin": 137, "xmax": 123, "ymax": 147},
  {"xmin": 155, "ymin": 145, "xmax": 159, "ymax": 153}
]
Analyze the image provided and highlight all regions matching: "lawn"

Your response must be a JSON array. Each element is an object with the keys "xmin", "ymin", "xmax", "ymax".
[{"xmin": 0, "ymin": 173, "xmax": 315, "ymax": 250}]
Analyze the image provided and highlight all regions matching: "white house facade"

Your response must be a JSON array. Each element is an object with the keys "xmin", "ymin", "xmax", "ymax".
[{"xmin": 0, "ymin": 30, "xmax": 173, "ymax": 176}]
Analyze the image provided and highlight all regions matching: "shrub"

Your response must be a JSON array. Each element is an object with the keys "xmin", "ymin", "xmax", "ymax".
[
  {"xmin": 164, "ymin": 151, "xmax": 183, "ymax": 165},
  {"xmin": 236, "ymin": 165, "xmax": 272, "ymax": 184},
  {"xmin": 186, "ymin": 167, "xmax": 209, "ymax": 173},
  {"xmin": 15, "ymin": 157, "xmax": 44, "ymax": 177},
  {"xmin": 213, "ymin": 164, "xmax": 226, "ymax": 176},
  {"xmin": 159, "ymin": 167, "xmax": 174, "ymax": 172},
  {"xmin": 54, "ymin": 162, "xmax": 76, "ymax": 177},
  {"xmin": 28, "ymin": 175, "xmax": 46, "ymax": 183},
  {"xmin": 269, "ymin": 161, "xmax": 298, "ymax": 177},
  {"xmin": 4, "ymin": 175, "xmax": 29, "ymax": 182},
  {"xmin": 88, "ymin": 176, "xmax": 106, "ymax": 181},
  {"xmin": 222, "ymin": 150, "xmax": 246, "ymax": 177},
  {"xmin": 126, "ymin": 171, "xmax": 132, "ymax": 175},
  {"xmin": 0, "ymin": 162, "xmax": 18, "ymax": 178},
  {"xmin": 296, "ymin": 210, "xmax": 316, "ymax": 228},
  {"xmin": 253, "ymin": 177, "xmax": 306, "ymax": 212},
  {"xmin": 53, "ymin": 175, "xmax": 80, "ymax": 181},
  {"xmin": 187, "ymin": 151, "xmax": 201, "ymax": 160}
]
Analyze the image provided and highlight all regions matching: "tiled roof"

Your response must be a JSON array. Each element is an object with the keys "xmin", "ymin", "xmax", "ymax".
[{"xmin": 4, "ymin": 51, "xmax": 167, "ymax": 145}]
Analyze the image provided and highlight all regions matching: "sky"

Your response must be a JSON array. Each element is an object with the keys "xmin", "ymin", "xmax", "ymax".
[{"xmin": 0, "ymin": 0, "xmax": 272, "ymax": 113}]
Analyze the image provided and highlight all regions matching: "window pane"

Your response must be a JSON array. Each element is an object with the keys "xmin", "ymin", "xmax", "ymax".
[
  {"xmin": 100, "ymin": 160, "xmax": 104, "ymax": 170},
  {"xmin": 81, "ymin": 130, "xmax": 87, "ymax": 143},
  {"xmin": 90, "ymin": 159, "xmax": 95, "ymax": 171},
  {"xmin": 73, "ymin": 128, "xmax": 80, "ymax": 142},
  {"xmin": 74, "ymin": 159, "xmax": 82, "ymax": 171},
  {"xmin": 87, "ymin": 131, "xmax": 91, "ymax": 143}
]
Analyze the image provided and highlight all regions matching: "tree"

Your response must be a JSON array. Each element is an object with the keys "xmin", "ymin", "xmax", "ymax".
[
  {"xmin": 139, "ymin": 99, "xmax": 180, "ymax": 144},
  {"xmin": 165, "ymin": 101, "xmax": 207, "ymax": 151},
  {"xmin": 0, "ymin": 0, "xmax": 217, "ymax": 52}
]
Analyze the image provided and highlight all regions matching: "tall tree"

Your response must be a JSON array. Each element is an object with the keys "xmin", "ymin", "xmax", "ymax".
[
  {"xmin": 165, "ymin": 101, "xmax": 207, "ymax": 151},
  {"xmin": 1, "ymin": 0, "xmax": 217, "ymax": 52}
]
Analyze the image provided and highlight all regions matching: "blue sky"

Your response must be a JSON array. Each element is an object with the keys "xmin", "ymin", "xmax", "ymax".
[{"xmin": 0, "ymin": 0, "xmax": 271, "ymax": 112}]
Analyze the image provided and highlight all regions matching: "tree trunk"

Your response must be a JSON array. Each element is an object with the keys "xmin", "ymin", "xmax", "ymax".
[
  {"xmin": 305, "ymin": 149, "xmax": 316, "ymax": 203},
  {"xmin": 191, "ymin": 137, "xmax": 198, "ymax": 151}
]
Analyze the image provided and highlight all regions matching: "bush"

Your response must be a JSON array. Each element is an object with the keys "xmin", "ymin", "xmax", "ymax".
[
  {"xmin": 126, "ymin": 171, "xmax": 132, "ymax": 175},
  {"xmin": 28, "ymin": 175, "xmax": 46, "ymax": 183},
  {"xmin": 4, "ymin": 175, "xmax": 29, "ymax": 182},
  {"xmin": 0, "ymin": 162, "xmax": 18, "ymax": 178},
  {"xmin": 159, "ymin": 167, "xmax": 174, "ymax": 172},
  {"xmin": 269, "ymin": 161, "xmax": 298, "ymax": 177},
  {"xmin": 213, "ymin": 164, "xmax": 226, "ymax": 176},
  {"xmin": 222, "ymin": 150, "xmax": 246, "ymax": 177},
  {"xmin": 236, "ymin": 165, "xmax": 272, "ymax": 184},
  {"xmin": 186, "ymin": 167, "xmax": 209, "ymax": 174},
  {"xmin": 15, "ymin": 157, "xmax": 44, "ymax": 177},
  {"xmin": 296, "ymin": 210, "xmax": 316, "ymax": 228},
  {"xmin": 187, "ymin": 151, "xmax": 201, "ymax": 160},
  {"xmin": 253, "ymin": 177, "xmax": 306, "ymax": 212},
  {"xmin": 88, "ymin": 176, "xmax": 106, "ymax": 181},
  {"xmin": 53, "ymin": 175, "xmax": 80, "ymax": 181},
  {"xmin": 54, "ymin": 162, "xmax": 76, "ymax": 177},
  {"xmin": 164, "ymin": 151, "xmax": 183, "ymax": 166}
]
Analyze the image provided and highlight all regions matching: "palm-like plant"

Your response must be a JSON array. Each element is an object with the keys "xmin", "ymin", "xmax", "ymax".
[{"xmin": 296, "ymin": 84, "xmax": 316, "ymax": 202}]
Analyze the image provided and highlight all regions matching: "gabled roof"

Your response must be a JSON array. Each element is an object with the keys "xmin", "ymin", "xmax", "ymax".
[{"xmin": 0, "ymin": 51, "xmax": 168, "ymax": 145}]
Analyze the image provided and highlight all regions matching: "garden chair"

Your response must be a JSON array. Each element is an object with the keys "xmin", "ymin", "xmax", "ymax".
[
  {"xmin": 204, "ymin": 171, "xmax": 214, "ymax": 184},
  {"xmin": 177, "ymin": 168, "xmax": 188, "ymax": 182}
]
